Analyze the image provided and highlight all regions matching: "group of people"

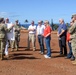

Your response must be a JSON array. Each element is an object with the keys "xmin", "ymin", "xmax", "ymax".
[
  {"xmin": 57, "ymin": 14, "xmax": 76, "ymax": 65},
  {"xmin": 0, "ymin": 14, "xmax": 76, "ymax": 65},
  {"xmin": 0, "ymin": 18, "xmax": 21, "ymax": 60},
  {"xmin": 26, "ymin": 14, "xmax": 76, "ymax": 65},
  {"xmin": 27, "ymin": 20, "xmax": 52, "ymax": 58}
]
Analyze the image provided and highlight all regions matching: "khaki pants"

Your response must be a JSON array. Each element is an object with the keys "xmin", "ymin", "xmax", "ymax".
[
  {"xmin": 28, "ymin": 33, "xmax": 36, "ymax": 50},
  {"xmin": 11, "ymin": 40, "xmax": 15, "ymax": 48},
  {"xmin": 15, "ymin": 36, "xmax": 19, "ymax": 50},
  {"xmin": 11, "ymin": 40, "xmax": 18, "ymax": 51}
]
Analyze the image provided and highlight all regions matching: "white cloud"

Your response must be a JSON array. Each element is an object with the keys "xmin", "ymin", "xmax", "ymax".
[
  {"xmin": 0, "ymin": 12, "xmax": 9, "ymax": 17},
  {"xmin": 0, "ymin": 12, "xmax": 20, "ymax": 18}
]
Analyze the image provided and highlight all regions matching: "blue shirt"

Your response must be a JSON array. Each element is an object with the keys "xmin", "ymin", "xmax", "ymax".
[{"xmin": 58, "ymin": 23, "xmax": 67, "ymax": 36}]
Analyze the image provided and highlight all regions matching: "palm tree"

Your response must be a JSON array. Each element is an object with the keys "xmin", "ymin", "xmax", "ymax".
[
  {"xmin": 24, "ymin": 19, "xmax": 29, "ymax": 29},
  {"xmin": 25, "ymin": 19, "xmax": 28, "ymax": 23}
]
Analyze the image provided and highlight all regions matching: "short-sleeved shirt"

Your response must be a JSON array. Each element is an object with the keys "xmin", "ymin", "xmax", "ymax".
[
  {"xmin": 58, "ymin": 23, "xmax": 67, "ymax": 36},
  {"xmin": 28, "ymin": 25, "xmax": 36, "ymax": 34},
  {"xmin": 44, "ymin": 25, "xmax": 52, "ymax": 37},
  {"xmin": 37, "ymin": 25, "xmax": 45, "ymax": 35}
]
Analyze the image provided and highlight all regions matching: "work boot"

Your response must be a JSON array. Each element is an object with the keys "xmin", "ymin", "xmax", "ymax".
[
  {"xmin": 16, "ymin": 48, "xmax": 18, "ymax": 51},
  {"xmin": 6, "ymin": 55, "xmax": 9, "ymax": 58},
  {"xmin": 25, "ymin": 47, "xmax": 30, "ymax": 50},
  {"xmin": 33, "ymin": 48, "xmax": 36, "ymax": 51}
]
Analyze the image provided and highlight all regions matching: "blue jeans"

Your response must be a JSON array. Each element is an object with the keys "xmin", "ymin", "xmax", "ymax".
[
  {"xmin": 67, "ymin": 42, "xmax": 74, "ymax": 58},
  {"xmin": 38, "ymin": 35, "xmax": 44, "ymax": 52},
  {"xmin": 45, "ymin": 36, "xmax": 51, "ymax": 57}
]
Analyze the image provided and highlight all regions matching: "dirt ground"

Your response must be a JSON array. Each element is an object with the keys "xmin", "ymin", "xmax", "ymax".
[{"xmin": 0, "ymin": 30, "xmax": 76, "ymax": 75}]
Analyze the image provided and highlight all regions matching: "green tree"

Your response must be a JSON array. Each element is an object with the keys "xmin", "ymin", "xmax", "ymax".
[
  {"xmin": 25, "ymin": 19, "xmax": 28, "ymax": 23},
  {"xmin": 66, "ymin": 23, "xmax": 70, "ymax": 28},
  {"xmin": 24, "ymin": 19, "xmax": 29, "ymax": 29},
  {"xmin": 53, "ymin": 24, "xmax": 59, "ymax": 30}
]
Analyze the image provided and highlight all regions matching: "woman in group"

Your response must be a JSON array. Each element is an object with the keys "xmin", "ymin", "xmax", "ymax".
[
  {"xmin": 43, "ymin": 20, "xmax": 52, "ymax": 58},
  {"xmin": 66, "ymin": 21, "xmax": 75, "ymax": 60}
]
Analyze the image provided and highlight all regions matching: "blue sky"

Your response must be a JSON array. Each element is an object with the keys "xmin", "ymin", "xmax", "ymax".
[{"xmin": 0, "ymin": 0, "xmax": 76, "ymax": 24}]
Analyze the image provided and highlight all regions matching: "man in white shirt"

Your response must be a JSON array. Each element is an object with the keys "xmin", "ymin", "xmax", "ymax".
[
  {"xmin": 28, "ymin": 21, "xmax": 36, "ymax": 51},
  {"xmin": 36, "ymin": 20, "xmax": 45, "ymax": 54}
]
